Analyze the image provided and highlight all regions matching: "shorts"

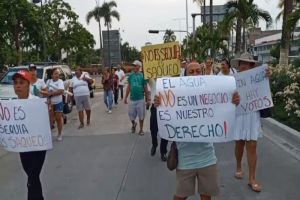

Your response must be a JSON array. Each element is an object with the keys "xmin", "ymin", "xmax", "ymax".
[
  {"xmin": 128, "ymin": 99, "xmax": 145, "ymax": 121},
  {"xmin": 53, "ymin": 102, "xmax": 63, "ymax": 113},
  {"xmin": 175, "ymin": 164, "xmax": 219, "ymax": 198},
  {"xmin": 74, "ymin": 95, "xmax": 91, "ymax": 111}
]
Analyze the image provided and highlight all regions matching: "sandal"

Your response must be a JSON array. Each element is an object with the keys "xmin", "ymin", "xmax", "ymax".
[
  {"xmin": 138, "ymin": 130, "xmax": 145, "ymax": 136},
  {"xmin": 131, "ymin": 122, "xmax": 137, "ymax": 133},
  {"xmin": 248, "ymin": 183, "xmax": 262, "ymax": 193},
  {"xmin": 78, "ymin": 124, "xmax": 84, "ymax": 129},
  {"xmin": 234, "ymin": 171, "xmax": 243, "ymax": 179}
]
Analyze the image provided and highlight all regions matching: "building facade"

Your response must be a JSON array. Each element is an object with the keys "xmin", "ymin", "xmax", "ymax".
[{"xmin": 102, "ymin": 30, "xmax": 121, "ymax": 67}]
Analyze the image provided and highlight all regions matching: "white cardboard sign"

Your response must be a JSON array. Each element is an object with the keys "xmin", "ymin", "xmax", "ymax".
[
  {"xmin": 0, "ymin": 99, "xmax": 53, "ymax": 152},
  {"xmin": 156, "ymin": 76, "xmax": 237, "ymax": 143},
  {"xmin": 234, "ymin": 65, "xmax": 273, "ymax": 115}
]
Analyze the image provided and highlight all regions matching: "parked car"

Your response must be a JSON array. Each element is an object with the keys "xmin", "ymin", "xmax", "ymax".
[{"xmin": 0, "ymin": 64, "xmax": 74, "ymax": 113}]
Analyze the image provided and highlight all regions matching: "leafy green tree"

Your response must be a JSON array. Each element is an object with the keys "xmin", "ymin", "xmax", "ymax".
[
  {"xmin": 86, "ymin": 2, "xmax": 104, "ymax": 61},
  {"xmin": 163, "ymin": 29, "xmax": 176, "ymax": 43},
  {"xmin": 121, "ymin": 42, "xmax": 140, "ymax": 62},
  {"xmin": 223, "ymin": 0, "xmax": 272, "ymax": 55}
]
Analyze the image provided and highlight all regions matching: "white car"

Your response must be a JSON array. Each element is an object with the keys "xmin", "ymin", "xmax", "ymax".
[{"xmin": 0, "ymin": 64, "xmax": 74, "ymax": 113}]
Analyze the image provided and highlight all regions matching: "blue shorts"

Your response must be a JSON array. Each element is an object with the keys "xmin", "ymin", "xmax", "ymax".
[{"xmin": 53, "ymin": 102, "xmax": 63, "ymax": 113}]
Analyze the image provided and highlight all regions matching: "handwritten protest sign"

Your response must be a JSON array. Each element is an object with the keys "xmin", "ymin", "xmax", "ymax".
[
  {"xmin": 0, "ymin": 99, "xmax": 53, "ymax": 152},
  {"xmin": 234, "ymin": 65, "xmax": 273, "ymax": 115},
  {"xmin": 141, "ymin": 42, "xmax": 181, "ymax": 79},
  {"xmin": 156, "ymin": 76, "xmax": 237, "ymax": 143}
]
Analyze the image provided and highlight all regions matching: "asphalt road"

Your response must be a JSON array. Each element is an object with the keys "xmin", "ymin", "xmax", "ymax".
[{"xmin": 0, "ymin": 79, "xmax": 300, "ymax": 200}]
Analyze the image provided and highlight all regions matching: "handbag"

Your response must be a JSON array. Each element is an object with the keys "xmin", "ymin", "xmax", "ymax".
[
  {"xmin": 167, "ymin": 142, "xmax": 178, "ymax": 171},
  {"xmin": 260, "ymin": 108, "xmax": 272, "ymax": 118}
]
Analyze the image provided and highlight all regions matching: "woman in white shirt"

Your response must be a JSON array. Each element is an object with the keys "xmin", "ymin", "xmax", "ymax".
[
  {"xmin": 69, "ymin": 67, "xmax": 93, "ymax": 129},
  {"xmin": 28, "ymin": 64, "xmax": 47, "ymax": 97},
  {"xmin": 46, "ymin": 68, "xmax": 64, "ymax": 141},
  {"xmin": 217, "ymin": 58, "xmax": 237, "ymax": 76}
]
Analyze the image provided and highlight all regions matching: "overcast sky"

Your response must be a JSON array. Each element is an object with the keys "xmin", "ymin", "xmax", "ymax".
[{"xmin": 64, "ymin": 0, "xmax": 281, "ymax": 50}]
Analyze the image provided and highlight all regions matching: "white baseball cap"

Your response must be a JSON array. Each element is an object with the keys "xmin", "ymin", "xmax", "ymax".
[{"xmin": 132, "ymin": 60, "xmax": 143, "ymax": 67}]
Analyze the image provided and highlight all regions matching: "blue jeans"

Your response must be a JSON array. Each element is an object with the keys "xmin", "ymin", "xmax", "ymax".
[{"xmin": 104, "ymin": 89, "xmax": 113, "ymax": 110}]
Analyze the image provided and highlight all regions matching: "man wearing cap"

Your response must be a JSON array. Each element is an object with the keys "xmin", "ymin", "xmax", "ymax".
[
  {"xmin": 124, "ymin": 60, "xmax": 150, "ymax": 135},
  {"xmin": 12, "ymin": 70, "xmax": 48, "ymax": 200},
  {"xmin": 28, "ymin": 64, "xmax": 47, "ymax": 97}
]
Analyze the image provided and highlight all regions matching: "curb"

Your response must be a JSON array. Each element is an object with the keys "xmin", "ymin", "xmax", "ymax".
[{"xmin": 262, "ymin": 118, "xmax": 300, "ymax": 151}]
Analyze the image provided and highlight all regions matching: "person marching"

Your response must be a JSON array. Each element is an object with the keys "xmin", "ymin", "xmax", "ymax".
[
  {"xmin": 124, "ymin": 60, "xmax": 150, "ymax": 135},
  {"xmin": 217, "ymin": 58, "xmax": 237, "ymax": 76},
  {"xmin": 155, "ymin": 62, "xmax": 240, "ymax": 200},
  {"xmin": 28, "ymin": 64, "xmax": 47, "ymax": 97},
  {"xmin": 69, "ymin": 67, "xmax": 93, "ymax": 129},
  {"xmin": 204, "ymin": 57, "xmax": 215, "ymax": 75},
  {"xmin": 12, "ymin": 70, "xmax": 47, "ymax": 200},
  {"xmin": 46, "ymin": 68, "xmax": 64, "ymax": 141},
  {"xmin": 115, "ymin": 64, "xmax": 126, "ymax": 100},
  {"xmin": 102, "ymin": 67, "xmax": 113, "ymax": 114},
  {"xmin": 111, "ymin": 67, "xmax": 119, "ymax": 106},
  {"xmin": 148, "ymin": 78, "xmax": 168, "ymax": 161},
  {"xmin": 232, "ymin": 53, "xmax": 272, "ymax": 192}
]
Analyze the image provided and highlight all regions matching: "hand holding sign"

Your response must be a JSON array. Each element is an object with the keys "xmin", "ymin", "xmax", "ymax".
[
  {"xmin": 0, "ymin": 98, "xmax": 53, "ymax": 152},
  {"xmin": 234, "ymin": 65, "xmax": 273, "ymax": 115},
  {"xmin": 156, "ymin": 76, "xmax": 237, "ymax": 143}
]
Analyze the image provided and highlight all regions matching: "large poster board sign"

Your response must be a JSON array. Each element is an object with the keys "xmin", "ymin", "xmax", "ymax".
[
  {"xmin": 141, "ymin": 42, "xmax": 181, "ymax": 80},
  {"xmin": 234, "ymin": 65, "xmax": 273, "ymax": 115},
  {"xmin": 156, "ymin": 76, "xmax": 237, "ymax": 143},
  {"xmin": 0, "ymin": 99, "xmax": 53, "ymax": 152}
]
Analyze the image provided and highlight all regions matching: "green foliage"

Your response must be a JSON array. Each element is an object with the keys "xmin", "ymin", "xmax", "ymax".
[
  {"xmin": 121, "ymin": 42, "xmax": 140, "ymax": 63},
  {"xmin": 223, "ymin": 0, "xmax": 272, "ymax": 53},
  {"xmin": 0, "ymin": 0, "xmax": 96, "ymax": 66},
  {"xmin": 270, "ymin": 44, "xmax": 280, "ymax": 62},
  {"xmin": 183, "ymin": 24, "xmax": 228, "ymax": 60},
  {"xmin": 163, "ymin": 29, "xmax": 176, "ymax": 43}
]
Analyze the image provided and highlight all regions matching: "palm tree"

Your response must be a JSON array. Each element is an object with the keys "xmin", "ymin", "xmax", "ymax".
[
  {"xmin": 163, "ymin": 29, "xmax": 176, "ymax": 43},
  {"xmin": 223, "ymin": 0, "xmax": 272, "ymax": 56},
  {"xmin": 87, "ymin": 1, "xmax": 103, "ymax": 63},
  {"xmin": 193, "ymin": 0, "xmax": 206, "ymax": 24},
  {"xmin": 279, "ymin": 0, "xmax": 296, "ymax": 65},
  {"xmin": 100, "ymin": 0, "xmax": 120, "ymax": 68}
]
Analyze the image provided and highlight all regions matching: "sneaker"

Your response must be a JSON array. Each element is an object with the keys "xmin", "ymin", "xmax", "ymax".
[
  {"xmin": 161, "ymin": 154, "xmax": 167, "ymax": 162},
  {"xmin": 108, "ymin": 110, "xmax": 112, "ymax": 114},
  {"xmin": 57, "ymin": 135, "xmax": 63, "ymax": 141},
  {"xmin": 151, "ymin": 146, "xmax": 156, "ymax": 156},
  {"xmin": 78, "ymin": 124, "xmax": 84, "ymax": 129},
  {"xmin": 131, "ymin": 122, "xmax": 137, "ymax": 133}
]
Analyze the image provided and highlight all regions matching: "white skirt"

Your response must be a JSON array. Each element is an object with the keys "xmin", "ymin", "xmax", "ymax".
[{"xmin": 234, "ymin": 111, "xmax": 262, "ymax": 141}]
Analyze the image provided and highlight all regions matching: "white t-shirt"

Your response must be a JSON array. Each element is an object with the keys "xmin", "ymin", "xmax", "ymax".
[
  {"xmin": 115, "ymin": 69, "xmax": 125, "ymax": 85},
  {"xmin": 70, "ymin": 74, "xmax": 90, "ymax": 97},
  {"xmin": 46, "ymin": 79, "xmax": 64, "ymax": 104},
  {"xmin": 148, "ymin": 79, "xmax": 156, "ymax": 103},
  {"xmin": 30, "ymin": 79, "xmax": 47, "ymax": 97},
  {"xmin": 217, "ymin": 68, "xmax": 237, "ymax": 76}
]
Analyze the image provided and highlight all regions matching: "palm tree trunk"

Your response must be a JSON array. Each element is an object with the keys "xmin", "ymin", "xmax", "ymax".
[
  {"xmin": 98, "ymin": 18, "xmax": 103, "ymax": 64},
  {"xmin": 235, "ymin": 17, "xmax": 242, "ymax": 56},
  {"xmin": 279, "ymin": 0, "xmax": 293, "ymax": 66},
  {"xmin": 242, "ymin": 23, "xmax": 246, "ymax": 53},
  {"xmin": 210, "ymin": 0, "xmax": 213, "ymax": 29}
]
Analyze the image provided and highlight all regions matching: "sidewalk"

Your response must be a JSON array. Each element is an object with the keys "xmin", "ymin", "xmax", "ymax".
[{"xmin": 0, "ymin": 93, "xmax": 299, "ymax": 200}]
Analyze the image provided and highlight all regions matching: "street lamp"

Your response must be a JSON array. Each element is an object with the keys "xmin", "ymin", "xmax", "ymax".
[{"xmin": 32, "ymin": 0, "xmax": 47, "ymax": 62}]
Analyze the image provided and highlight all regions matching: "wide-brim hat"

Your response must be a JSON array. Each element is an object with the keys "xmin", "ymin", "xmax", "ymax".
[{"xmin": 231, "ymin": 52, "xmax": 258, "ymax": 68}]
